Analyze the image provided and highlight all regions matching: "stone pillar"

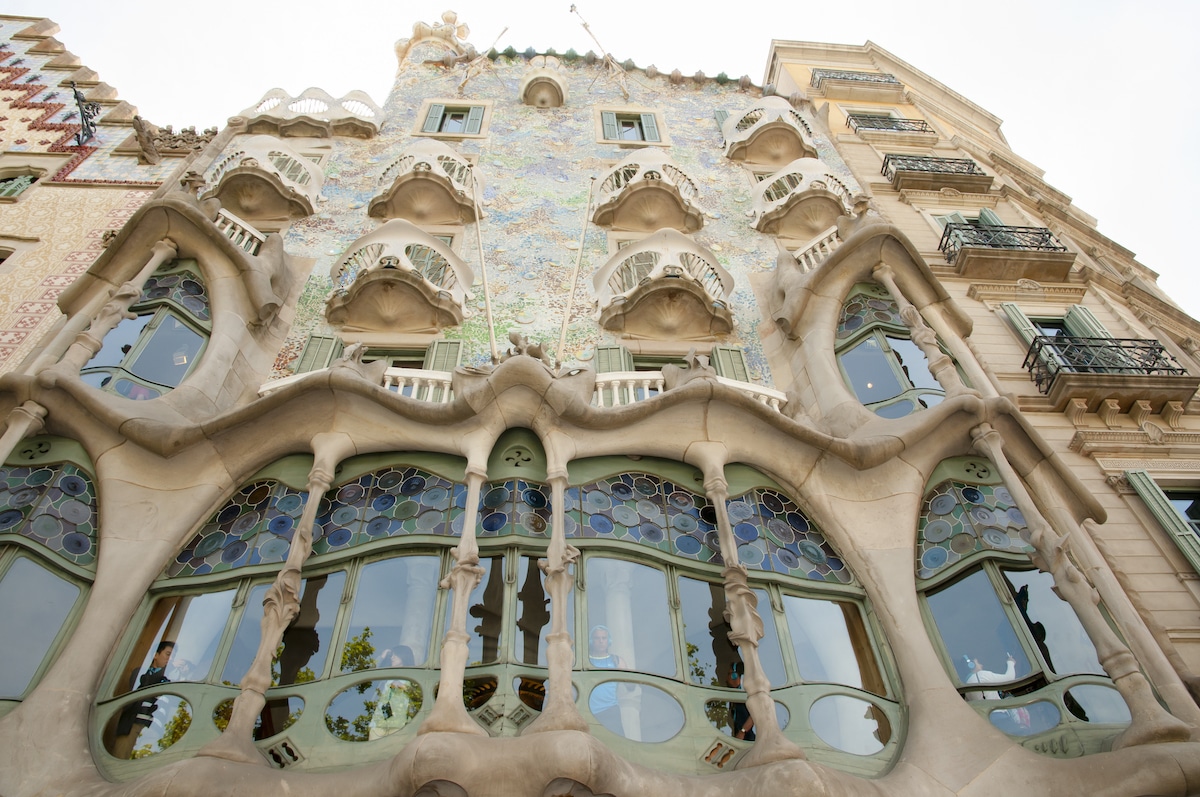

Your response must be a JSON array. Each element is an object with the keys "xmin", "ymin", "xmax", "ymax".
[
  {"xmin": 419, "ymin": 466, "xmax": 488, "ymax": 735},
  {"xmin": 524, "ymin": 467, "xmax": 587, "ymax": 733},
  {"xmin": 970, "ymin": 423, "xmax": 1192, "ymax": 748},
  {"xmin": 59, "ymin": 239, "xmax": 178, "ymax": 371},
  {"xmin": 0, "ymin": 402, "xmax": 47, "ymax": 465},
  {"xmin": 198, "ymin": 431, "xmax": 354, "ymax": 764}
]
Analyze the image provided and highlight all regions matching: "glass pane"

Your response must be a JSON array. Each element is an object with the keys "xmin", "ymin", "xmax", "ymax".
[
  {"xmin": 678, "ymin": 576, "xmax": 736, "ymax": 687},
  {"xmin": 122, "ymin": 589, "xmax": 237, "ymax": 692},
  {"xmin": 840, "ymin": 336, "xmax": 903, "ymax": 404},
  {"xmin": 515, "ymin": 555, "xmax": 572, "ymax": 666},
  {"xmin": 705, "ymin": 699, "xmax": 789, "ymax": 737},
  {"xmin": 1065, "ymin": 684, "xmax": 1130, "ymax": 724},
  {"xmin": 213, "ymin": 695, "xmax": 303, "ymax": 740},
  {"xmin": 751, "ymin": 588, "xmax": 787, "ymax": 687},
  {"xmin": 809, "ymin": 694, "xmax": 890, "ymax": 755},
  {"xmin": 342, "ymin": 556, "xmax": 439, "ymax": 672},
  {"xmin": 886, "ymin": 336, "xmax": 941, "ymax": 390},
  {"xmin": 445, "ymin": 556, "xmax": 503, "ymax": 666},
  {"xmin": 1167, "ymin": 493, "xmax": 1200, "ymax": 535},
  {"xmin": 106, "ymin": 693, "xmax": 192, "ymax": 759},
  {"xmin": 85, "ymin": 314, "xmax": 152, "ymax": 369},
  {"xmin": 325, "ymin": 679, "xmax": 423, "ymax": 741},
  {"xmin": 586, "ymin": 557, "xmax": 675, "ymax": 678},
  {"xmin": 220, "ymin": 572, "xmax": 345, "ymax": 686},
  {"xmin": 0, "ymin": 557, "xmax": 80, "ymax": 697},
  {"xmin": 590, "ymin": 680, "xmax": 683, "ymax": 742},
  {"xmin": 987, "ymin": 700, "xmax": 1060, "ymax": 736},
  {"xmin": 128, "ymin": 315, "xmax": 203, "ymax": 388},
  {"xmin": 926, "ymin": 569, "xmax": 1030, "ymax": 689},
  {"xmin": 874, "ymin": 399, "xmax": 915, "ymax": 419},
  {"xmin": 1003, "ymin": 569, "xmax": 1103, "ymax": 678},
  {"xmin": 441, "ymin": 112, "xmax": 466, "ymax": 133},
  {"xmin": 782, "ymin": 595, "xmax": 884, "ymax": 693}
]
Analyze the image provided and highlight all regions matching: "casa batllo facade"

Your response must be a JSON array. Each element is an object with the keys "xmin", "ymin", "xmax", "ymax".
[{"xmin": 0, "ymin": 10, "xmax": 1199, "ymax": 797}]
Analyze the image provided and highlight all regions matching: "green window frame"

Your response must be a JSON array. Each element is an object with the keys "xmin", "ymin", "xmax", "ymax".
[
  {"xmin": 1125, "ymin": 470, "xmax": 1200, "ymax": 576},
  {"xmin": 421, "ymin": 102, "xmax": 485, "ymax": 136},
  {"xmin": 600, "ymin": 111, "xmax": 662, "ymax": 143}
]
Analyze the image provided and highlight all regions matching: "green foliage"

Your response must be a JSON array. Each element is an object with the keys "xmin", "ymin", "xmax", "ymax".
[
  {"xmin": 130, "ymin": 700, "xmax": 191, "ymax": 759},
  {"xmin": 340, "ymin": 626, "xmax": 376, "ymax": 681}
]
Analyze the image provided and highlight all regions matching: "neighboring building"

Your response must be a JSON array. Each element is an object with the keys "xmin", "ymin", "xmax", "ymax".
[{"xmin": 1, "ymin": 11, "xmax": 1198, "ymax": 797}]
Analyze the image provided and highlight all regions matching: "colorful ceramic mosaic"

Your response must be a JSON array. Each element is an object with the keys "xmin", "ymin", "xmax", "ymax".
[
  {"xmin": 138, "ymin": 268, "xmax": 211, "ymax": 324},
  {"xmin": 836, "ymin": 283, "xmax": 902, "ymax": 341},
  {"xmin": 916, "ymin": 480, "xmax": 1035, "ymax": 581},
  {"xmin": 0, "ymin": 464, "xmax": 98, "ymax": 569}
]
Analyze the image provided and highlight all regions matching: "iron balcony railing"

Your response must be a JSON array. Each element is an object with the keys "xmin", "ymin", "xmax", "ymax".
[
  {"xmin": 846, "ymin": 114, "xmax": 933, "ymax": 134},
  {"xmin": 881, "ymin": 154, "xmax": 986, "ymax": 180},
  {"xmin": 939, "ymin": 223, "xmax": 1068, "ymax": 263},
  {"xmin": 810, "ymin": 69, "xmax": 901, "ymax": 88},
  {"xmin": 1023, "ymin": 336, "xmax": 1188, "ymax": 394}
]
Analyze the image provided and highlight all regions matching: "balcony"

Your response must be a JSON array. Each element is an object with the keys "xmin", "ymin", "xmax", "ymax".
[
  {"xmin": 368, "ymin": 139, "xmax": 479, "ymax": 224},
  {"xmin": 593, "ymin": 370, "xmax": 787, "ymax": 412},
  {"xmin": 593, "ymin": 149, "xmax": 703, "ymax": 233},
  {"xmin": 261, "ymin": 365, "xmax": 455, "ymax": 402},
  {"xmin": 1023, "ymin": 337, "xmax": 1198, "ymax": 412},
  {"xmin": 939, "ymin": 223, "xmax": 1076, "ymax": 281},
  {"xmin": 325, "ymin": 219, "xmax": 473, "ymax": 333},
  {"xmin": 754, "ymin": 158, "xmax": 853, "ymax": 239},
  {"xmin": 722, "ymin": 96, "xmax": 817, "ymax": 168},
  {"xmin": 809, "ymin": 69, "xmax": 905, "ymax": 102},
  {"xmin": 236, "ymin": 88, "xmax": 382, "ymax": 139},
  {"xmin": 846, "ymin": 114, "xmax": 937, "ymax": 145},
  {"xmin": 790, "ymin": 225, "xmax": 843, "ymax": 273},
  {"xmin": 202, "ymin": 135, "xmax": 323, "ymax": 221},
  {"xmin": 593, "ymin": 228, "xmax": 733, "ymax": 339},
  {"xmin": 881, "ymin": 154, "xmax": 993, "ymax": 194}
]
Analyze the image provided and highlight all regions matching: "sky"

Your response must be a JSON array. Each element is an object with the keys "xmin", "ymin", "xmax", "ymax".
[{"xmin": 8, "ymin": 1, "xmax": 1199, "ymax": 318}]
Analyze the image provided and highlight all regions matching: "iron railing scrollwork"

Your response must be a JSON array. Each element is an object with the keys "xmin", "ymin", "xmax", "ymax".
[
  {"xmin": 846, "ymin": 114, "xmax": 933, "ymax": 134},
  {"xmin": 1023, "ymin": 336, "xmax": 1188, "ymax": 394},
  {"xmin": 939, "ymin": 224, "xmax": 1068, "ymax": 262},
  {"xmin": 811, "ymin": 69, "xmax": 901, "ymax": 88},
  {"xmin": 881, "ymin": 154, "xmax": 986, "ymax": 180}
]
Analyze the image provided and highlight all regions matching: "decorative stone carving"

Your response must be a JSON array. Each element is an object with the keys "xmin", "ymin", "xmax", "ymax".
[
  {"xmin": 593, "ymin": 149, "xmax": 703, "ymax": 233},
  {"xmin": 202, "ymin": 135, "xmax": 323, "ymax": 221},
  {"xmin": 236, "ymin": 88, "xmax": 382, "ymax": 139},
  {"xmin": 395, "ymin": 10, "xmax": 474, "ymax": 64},
  {"xmin": 520, "ymin": 56, "xmax": 568, "ymax": 107},
  {"xmin": 722, "ymin": 97, "xmax": 817, "ymax": 168},
  {"xmin": 753, "ymin": 158, "xmax": 853, "ymax": 238},
  {"xmin": 369, "ymin": 139, "xmax": 479, "ymax": 224}
]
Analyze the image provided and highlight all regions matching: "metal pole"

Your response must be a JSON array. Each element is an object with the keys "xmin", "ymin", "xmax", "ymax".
[{"xmin": 556, "ymin": 177, "xmax": 596, "ymax": 366}]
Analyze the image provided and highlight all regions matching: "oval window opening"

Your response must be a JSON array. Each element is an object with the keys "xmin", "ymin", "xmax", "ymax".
[
  {"xmin": 590, "ymin": 680, "xmax": 683, "ymax": 742},
  {"xmin": 1065, "ymin": 685, "xmax": 1131, "ymax": 724},
  {"xmin": 105, "ymin": 693, "xmax": 192, "ymax": 759},
  {"xmin": 705, "ymin": 698, "xmax": 790, "ymax": 738},
  {"xmin": 213, "ymin": 695, "xmax": 304, "ymax": 740},
  {"xmin": 325, "ymin": 679, "xmax": 423, "ymax": 741},
  {"xmin": 987, "ymin": 700, "xmax": 1060, "ymax": 736},
  {"xmin": 809, "ymin": 694, "xmax": 890, "ymax": 755}
]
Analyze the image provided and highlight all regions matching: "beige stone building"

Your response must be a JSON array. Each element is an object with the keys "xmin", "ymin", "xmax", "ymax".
[{"xmin": 1, "ymin": 12, "xmax": 1198, "ymax": 797}]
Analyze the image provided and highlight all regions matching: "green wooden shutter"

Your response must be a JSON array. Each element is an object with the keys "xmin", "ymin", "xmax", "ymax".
[
  {"xmin": 601, "ymin": 111, "xmax": 619, "ymax": 141},
  {"xmin": 640, "ymin": 113, "xmax": 661, "ymax": 142},
  {"xmin": 977, "ymin": 208, "xmax": 1004, "ymax": 226},
  {"xmin": 423, "ymin": 340, "xmax": 463, "ymax": 371},
  {"xmin": 294, "ymin": 334, "xmax": 343, "ymax": 373},
  {"xmin": 714, "ymin": 110, "xmax": 729, "ymax": 131},
  {"xmin": 422, "ymin": 104, "xmax": 446, "ymax": 133},
  {"xmin": 594, "ymin": 345, "xmax": 634, "ymax": 373},
  {"xmin": 465, "ymin": 106, "xmax": 484, "ymax": 135},
  {"xmin": 710, "ymin": 346, "xmax": 750, "ymax": 382},
  {"xmin": 1063, "ymin": 306, "xmax": 1112, "ymax": 338},
  {"xmin": 1126, "ymin": 470, "xmax": 1200, "ymax": 575},
  {"xmin": 999, "ymin": 303, "xmax": 1038, "ymax": 345}
]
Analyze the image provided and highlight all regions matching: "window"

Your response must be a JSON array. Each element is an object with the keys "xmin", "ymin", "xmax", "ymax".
[
  {"xmin": 0, "ymin": 552, "xmax": 85, "ymax": 699},
  {"xmin": 597, "ymin": 108, "xmax": 667, "ymax": 145},
  {"xmin": 1124, "ymin": 471, "xmax": 1200, "ymax": 576},
  {"xmin": 1000, "ymin": 303, "xmax": 1134, "ymax": 380},
  {"xmin": 293, "ymin": 338, "xmax": 462, "ymax": 377},
  {"xmin": 80, "ymin": 260, "xmax": 211, "ymax": 400},
  {"xmin": 416, "ymin": 100, "xmax": 490, "ymax": 137},
  {"xmin": 0, "ymin": 173, "xmax": 36, "ymax": 200}
]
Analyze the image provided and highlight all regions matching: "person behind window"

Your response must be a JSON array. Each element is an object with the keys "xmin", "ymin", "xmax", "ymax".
[
  {"xmin": 369, "ymin": 645, "xmax": 417, "ymax": 740},
  {"xmin": 728, "ymin": 661, "xmax": 755, "ymax": 741},
  {"xmin": 111, "ymin": 641, "xmax": 174, "ymax": 758},
  {"xmin": 962, "ymin": 652, "xmax": 1015, "ymax": 700},
  {"xmin": 587, "ymin": 625, "xmax": 626, "ymax": 732}
]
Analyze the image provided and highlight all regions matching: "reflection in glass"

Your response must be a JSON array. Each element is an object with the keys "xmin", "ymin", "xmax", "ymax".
[
  {"xmin": 221, "ymin": 572, "xmax": 345, "ymax": 686},
  {"xmin": 129, "ymin": 316, "xmax": 204, "ymax": 388},
  {"xmin": 0, "ymin": 556, "xmax": 80, "ymax": 697},
  {"xmin": 85, "ymin": 315, "xmax": 152, "ymax": 369},
  {"xmin": 325, "ymin": 679, "xmax": 423, "ymax": 741},
  {"xmin": 782, "ymin": 595, "xmax": 884, "ymax": 694},
  {"xmin": 590, "ymin": 680, "xmax": 684, "ymax": 742},
  {"xmin": 1003, "ymin": 569, "xmax": 1102, "ymax": 677},
  {"xmin": 1066, "ymin": 685, "xmax": 1130, "ymax": 724},
  {"xmin": 678, "ymin": 576, "xmax": 736, "ymax": 687},
  {"xmin": 122, "ymin": 589, "xmax": 237, "ymax": 692},
  {"xmin": 809, "ymin": 694, "xmax": 890, "ymax": 755},
  {"xmin": 447, "ymin": 556, "xmax": 502, "ymax": 666},
  {"xmin": 705, "ymin": 699, "xmax": 790, "ymax": 737},
  {"xmin": 586, "ymin": 558, "xmax": 675, "ymax": 678},
  {"xmin": 887, "ymin": 336, "xmax": 940, "ymax": 390},
  {"xmin": 752, "ymin": 588, "xmax": 787, "ymax": 687},
  {"xmin": 516, "ymin": 555, "xmax": 573, "ymax": 666},
  {"xmin": 342, "ymin": 556, "xmax": 439, "ymax": 672},
  {"xmin": 840, "ymin": 337, "xmax": 903, "ymax": 404},
  {"xmin": 926, "ymin": 569, "xmax": 1028, "ymax": 688},
  {"xmin": 874, "ymin": 400, "xmax": 914, "ymax": 419},
  {"xmin": 213, "ymin": 695, "xmax": 303, "ymax": 740},
  {"xmin": 105, "ymin": 693, "xmax": 192, "ymax": 759},
  {"xmin": 987, "ymin": 700, "xmax": 1060, "ymax": 736}
]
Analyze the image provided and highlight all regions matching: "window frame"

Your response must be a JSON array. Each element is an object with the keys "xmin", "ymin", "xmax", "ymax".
[
  {"xmin": 594, "ymin": 106, "xmax": 671, "ymax": 147},
  {"xmin": 413, "ymin": 99, "xmax": 493, "ymax": 139}
]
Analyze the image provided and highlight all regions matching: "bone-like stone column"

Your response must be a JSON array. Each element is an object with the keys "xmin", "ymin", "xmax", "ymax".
[
  {"xmin": 0, "ymin": 402, "xmax": 47, "ymax": 465},
  {"xmin": 970, "ymin": 423, "xmax": 1193, "ymax": 748},
  {"xmin": 419, "ymin": 466, "xmax": 488, "ymax": 735},
  {"xmin": 873, "ymin": 263, "xmax": 972, "ymax": 398},
  {"xmin": 524, "ymin": 466, "xmax": 587, "ymax": 733},
  {"xmin": 58, "ymin": 238, "xmax": 178, "ymax": 371},
  {"xmin": 198, "ymin": 432, "xmax": 354, "ymax": 764}
]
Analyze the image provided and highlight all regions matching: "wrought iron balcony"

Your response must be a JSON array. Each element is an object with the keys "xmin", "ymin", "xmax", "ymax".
[
  {"xmin": 812, "ymin": 70, "xmax": 905, "ymax": 101},
  {"xmin": 846, "ymin": 115, "xmax": 933, "ymax": 134},
  {"xmin": 810, "ymin": 69, "xmax": 900, "ymax": 88},
  {"xmin": 1023, "ymin": 336, "xmax": 1189, "ymax": 395},
  {"xmin": 939, "ymin": 224, "xmax": 1067, "ymax": 261},
  {"xmin": 881, "ymin": 154, "xmax": 993, "ymax": 193},
  {"xmin": 938, "ymin": 223, "xmax": 1075, "ymax": 281}
]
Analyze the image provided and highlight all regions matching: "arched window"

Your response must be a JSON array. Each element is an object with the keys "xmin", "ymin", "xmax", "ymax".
[
  {"xmin": 81, "ymin": 259, "xmax": 211, "ymax": 400},
  {"xmin": 835, "ymin": 283, "xmax": 944, "ymax": 418},
  {"xmin": 917, "ymin": 457, "xmax": 1130, "ymax": 753}
]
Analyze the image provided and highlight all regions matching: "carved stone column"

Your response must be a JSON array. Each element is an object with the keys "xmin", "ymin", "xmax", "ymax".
[
  {"xmin": 0, "ymin": 402, "xmax": 47, "ymax": 465},
  {"xmin": 970, "ymin": 423, "xmax": 1193, "ymax": 748},
  {"xmin": 873, "ymin": 263, "xmax": 971, "ymax": 398},
  {"xmin": 524, "ymin": 468, "xmax": 587, "ymax": 733},
  {"xmin": 59, "ymin": 238, "xmax": 178, "ymax": 371},
  {"xmin": 419, "ymin": 467, "xmax": 488, "ymax": 735},
  {"xmin": 199, "ymin": 432, "xmax": 353, "ymax": 764}
]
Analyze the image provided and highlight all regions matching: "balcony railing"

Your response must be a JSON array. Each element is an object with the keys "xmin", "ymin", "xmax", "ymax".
[
  {"xmin": 810, "ymin": 69, "xmax": 900, "ymax": 88},
  {"xmin": 881, "ymin": 155, "xmax": 986, "ymax": 180},
  {"xmin": 792, "ymin": 226, "xmax": 843, "ymax": 273},
  {"xmin": 593, "ymin": 371, "xmax": 786, "ymax": 412},
  {"xmin": 846, "ymin": 115, "xmax": 933, "ymax": 134},
  {"xmin": 259, "ymin": 365, "xmax": 454, "ymax": 402},
  {"xmin": 1023, "ymin": 337, "xmax": 1188, "ymax": 394},
  {"xmin": 939, "ymin": 224, "xmax": 1068, "ymax": 263},
  {"xmin": 214, "ymin": 209, "xmax": 266, "ymax": 256}
]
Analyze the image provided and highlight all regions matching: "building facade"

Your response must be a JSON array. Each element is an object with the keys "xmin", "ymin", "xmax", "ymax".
[{"xmin": 1, "ymin": 11, "xmax": 1199, "ymax": 797}]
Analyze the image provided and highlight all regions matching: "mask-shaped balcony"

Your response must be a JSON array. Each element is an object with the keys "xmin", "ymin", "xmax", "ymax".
[
  {"xmin": 202, "ymin": 135, "xmax": 323, "ymax": 221},
  {"xmin": 236, "ymin": 88, "xmax": 382, "ymax": 139},
  {"xmin": 593, "ymin": 228, "xmax": 733, "ymax": 339},
  {"xmin": 592, "ymin": 149, "xmax": 703, "ymax": 233},
  {"xmin": 722, "ymin": 96, "xmax": 817, "ymax": 168},
  {"xmin": 368, "ymin": 139, "xmax": 479, "ymax": 224},
  {"xmin": 754, "ymin": 158, "xmax": 853, "ymax": 239},
  {"xmin": 325, "ymin": 220, "xmax": 474, "ymax": 333}
]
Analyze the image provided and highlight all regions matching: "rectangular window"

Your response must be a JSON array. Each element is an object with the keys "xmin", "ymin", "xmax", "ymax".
[
  {"xmin": 416, "ymin": 100, "xmax": 491, "ymax": 138},
  {"xmin": 597, "ymin": 108, "xmax": 667, "ymax": 145},
  {"xmin": 1125, "ymin": 471, "xmax": 1200, "ymax": 575}
]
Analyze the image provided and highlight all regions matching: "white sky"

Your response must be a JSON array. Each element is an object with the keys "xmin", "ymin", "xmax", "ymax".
[{"xmin": 9, "ymin": 1, "xmax": 1199, "ymax": 318}]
